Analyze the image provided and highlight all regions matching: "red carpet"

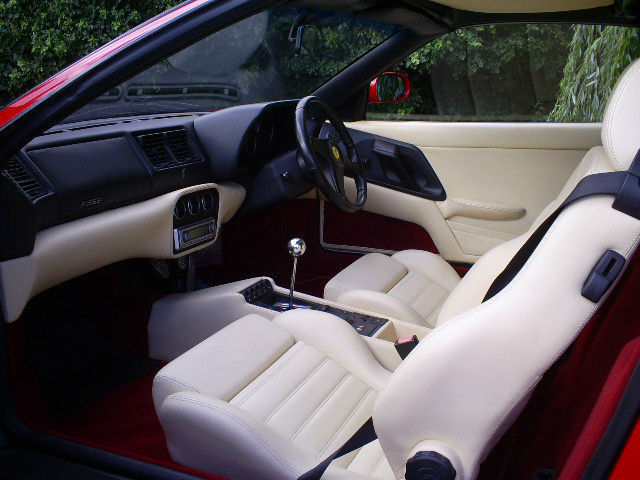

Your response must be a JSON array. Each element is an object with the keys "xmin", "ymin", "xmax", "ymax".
[{"xmin": 5, "ymin": 198, "xmax": 640, "ymax": 479}]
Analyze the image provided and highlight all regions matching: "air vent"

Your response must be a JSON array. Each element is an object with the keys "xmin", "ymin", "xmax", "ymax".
[
  {"xmin": 136, "ymin": 127, "xmax": 202, "ymax": 170},
  {"xmin": 167, "ymin": 129, "xmax": 199, "ymax": 164},
  {"xmin": 2, "ymin": 157, "xmax": 47, "ymax": 201}
]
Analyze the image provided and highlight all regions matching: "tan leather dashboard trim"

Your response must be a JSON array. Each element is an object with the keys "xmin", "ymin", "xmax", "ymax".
[{"xmin": 0, "ymin": 182, "xmax": 245, "ymax": 323}]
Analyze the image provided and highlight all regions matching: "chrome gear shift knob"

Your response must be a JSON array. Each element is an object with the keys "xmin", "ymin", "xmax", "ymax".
[
  {"xmin": 288, "ymin": 238, "xmax": 306, "ymax": 258},
  {"xmin": 287, "ymin": 238, "xmax": 306, "ymax": 309}
]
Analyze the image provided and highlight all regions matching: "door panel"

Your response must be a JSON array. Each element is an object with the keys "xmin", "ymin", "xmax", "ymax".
[
  {"xmin": 348, "ymin": 130, "xmax": 446, "ymax": 201},
  {"xmin": 344, "ymin": 121, "xmax": 602, "ymax": 263}
]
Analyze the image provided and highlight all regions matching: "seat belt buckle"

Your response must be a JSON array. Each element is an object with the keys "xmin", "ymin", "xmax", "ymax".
[
  {"xmin": 395, "ymin": 335, "xmax": 419, "ymax": 360},
  {"xmin": 581, "ymin": 250, "xmax": 625, "ymax": 303}
]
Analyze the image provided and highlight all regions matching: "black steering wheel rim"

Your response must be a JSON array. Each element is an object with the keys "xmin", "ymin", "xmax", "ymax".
[{"xmin": 295, "ymin": 96, "xmax": 367, "ymax": 213}]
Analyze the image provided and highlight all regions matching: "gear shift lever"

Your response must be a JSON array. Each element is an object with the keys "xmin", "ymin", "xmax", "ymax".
[{"xmin": 287, "ymin": 238, "xmax": 306, "ymax": 309}]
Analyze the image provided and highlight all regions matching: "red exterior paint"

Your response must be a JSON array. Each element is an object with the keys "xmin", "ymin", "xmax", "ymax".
[
  {"xmin": 0, "ymin": 0, "xmax": 212, "ymax": 130},
  {"xmin": 610, "ymin": 417, "xmax": 640, "ymax": 479},
  {"xmin": 368, "ymin": 71, "xmax": 411, "ymax": 104}
]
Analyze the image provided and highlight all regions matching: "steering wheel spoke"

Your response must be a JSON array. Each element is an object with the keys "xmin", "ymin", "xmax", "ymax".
[
  {"xmin": 329, "ymin": 163, "xmax": 346, "ymax": 196},
  {"xmin": 310, "ymin": 137, "xmax": 332, "ymax": 160},
  {"xmin": 295, "ymin": 96, "xmax": 367, "ymax": 213}
]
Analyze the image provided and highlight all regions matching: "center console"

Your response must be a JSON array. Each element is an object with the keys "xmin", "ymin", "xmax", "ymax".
[
  {"xmin": 148, "ymin": 235, "xmax": 431, "ymax": 367},
  {"xmin": 240, "ymin": 279, "xmax": 386, "ymax": 337}
]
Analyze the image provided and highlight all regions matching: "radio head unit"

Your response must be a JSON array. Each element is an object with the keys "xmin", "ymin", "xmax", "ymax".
[{"xmin": 173, "ymin": 188, "xmax": 219, "ymax": 253}]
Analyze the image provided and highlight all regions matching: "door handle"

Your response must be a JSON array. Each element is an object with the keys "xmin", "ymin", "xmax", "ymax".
[{"xmin": 437, "ymin": 198, "xmax": 526, "ymax": 221}]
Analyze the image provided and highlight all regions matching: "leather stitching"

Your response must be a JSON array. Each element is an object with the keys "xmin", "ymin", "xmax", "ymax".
[
  {"xmin": 232, "ymin": 342, "xmax": 308, "ymax": 407},
  {"xmin": 289, "ymin": 371, "xmax": 351, "ymax": 444},
  {"xmin": 167, "ymin": 394, "xmax": 302, "ymax": 476},
  {"xmin": 448, "ymin": 197, "xmax": 523, "ymax": 213},
  {"xmin": 369, "ymin": 447, "xmax": 386, "ymax": 476},
  {"xmin": 603, "ymin": 60, "xmax": 640, "ymax": 171},
  {"xmin": 155, "ymin": 374, "xmax": 202, "ymax": 394},
  {"xmin": 316, "ymin": 388, "xmax": 375, "ymax": 460},
  {"xmin": 264, "ymin": 357, "xmax": 331, "ymax": 423}
]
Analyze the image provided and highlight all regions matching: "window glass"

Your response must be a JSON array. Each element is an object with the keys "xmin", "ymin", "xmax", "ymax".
[
  {"xmin": 367, "ymin": 25, "xmax": 640, "ymax": 122},
  {"xmin": 65, "ymin": 8, "xmax": 396, "ymax": 124}
]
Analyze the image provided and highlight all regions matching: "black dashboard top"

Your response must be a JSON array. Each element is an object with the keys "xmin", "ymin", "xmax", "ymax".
[
  {"xmin": 0, "ymin": 100, "xmax": 303, "ymax": 260},
  {"xmin": 5, "ymin": 101, "xmax": 299, "ymax": 227}
]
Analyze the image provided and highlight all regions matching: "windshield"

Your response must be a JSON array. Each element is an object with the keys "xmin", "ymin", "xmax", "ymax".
[{"xmin": 64, "ymin": 8, "xmax": 397, "ymax": 124}]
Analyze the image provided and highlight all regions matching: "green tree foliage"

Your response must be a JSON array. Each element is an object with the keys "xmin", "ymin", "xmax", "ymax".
[
  {"xmin": 268, "ymin": 17, "xmax": 390, "ymax": 98},
  {"xmin": 549, "ymin": 25, "xmax": 640, "ymax": 122},
  {"xmin": 1, "ymin": 1, "xmax": 639, "ymax": 124},
  {"xmin": 0, "ymin": 0, "xmax": 180, "ymax": 106},
  {"xmin": 370, "ymin": 24, "xmax": 574, "ymax": 120}
]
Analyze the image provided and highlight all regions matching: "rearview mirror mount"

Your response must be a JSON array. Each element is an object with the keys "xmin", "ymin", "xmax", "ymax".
[{"xmin": 294, "ymin": 25, "xmax": 319, "ymax": 56}]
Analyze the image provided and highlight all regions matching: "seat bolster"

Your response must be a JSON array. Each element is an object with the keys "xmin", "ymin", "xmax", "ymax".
[
  {"xmin": 374, "ymin": 197, "xmax": 640, "ymax": 479},
  {"xmin": 153, "ymin": 314, "xmax": 294, "ymax": 410},
  {"xmin": 159, "ymin": 391, "xmax": 313, "ymax": 480},
  {"xmin": 336, "ymin": 289, "xmax": 425, "ymax": 326},
  {"xmin": 324, "ymin": 253, "xmax": 408, "ymax": 302},
  {"xmin": 391, "ymin": 250, "xmax": 460, "ymax": 291},
  {"xmin": 274, "ymin": 309, "xmax": 392, "ymax": 391}
]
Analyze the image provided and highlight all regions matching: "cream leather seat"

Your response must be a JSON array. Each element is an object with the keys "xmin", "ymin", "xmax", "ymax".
[
  {"xmin": 153, "ymin": 310, "xmax": 397, "ymax": 480},
  {"xmin": 154, "ymin": 59, "xmax": 640, "ymax": 480},
  {"xmin": 324, "ymin": 250, "xmax": 461, "ymax": 327},
  {"xmin": 324, "ymin": 142, "xmax": 614, "ymax": 327},
  {"xmin": 324, "ymin": 66, "xmax": 638, "ymax": 328}
]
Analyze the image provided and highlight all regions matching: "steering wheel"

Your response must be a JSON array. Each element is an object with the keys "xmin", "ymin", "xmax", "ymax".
[{"xmin": 295, "ymin": 96, "xmax": 367, "ymax": 213}]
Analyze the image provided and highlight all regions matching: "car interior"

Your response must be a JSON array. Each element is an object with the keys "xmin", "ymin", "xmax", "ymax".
[{"xmin": 2, "ymin": 1, "xmax": 640, "ymax": 480}]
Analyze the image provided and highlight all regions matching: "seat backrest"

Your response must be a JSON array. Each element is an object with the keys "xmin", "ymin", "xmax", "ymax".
[
  {"xmin": 374, "ymin": 58, "xmax": 640, "ymax": 480},
  {"xmin": 437, "ymin": 57, "xmax": 640, "ymax": 325},
  {"xmin": 437, "ymin": 145, "xmax": 617, "ymax": 323}
]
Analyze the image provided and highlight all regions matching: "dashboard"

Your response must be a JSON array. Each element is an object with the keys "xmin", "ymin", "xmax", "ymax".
[
  {"xmin": 0, "ymin": 98, "xmax": 444, "ymax": 323},
  {"xmin": 0, "ymin": 100, "xmax": 316, "ymax": 323},
  {"xmin": 0, "ymin": 100, "xmax": 313, "ymax": 262}
]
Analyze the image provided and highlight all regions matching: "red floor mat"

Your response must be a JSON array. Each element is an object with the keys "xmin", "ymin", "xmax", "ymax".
[{"xmin": 16, "ymin": 367, "xmax": 226, "ymax": 480}]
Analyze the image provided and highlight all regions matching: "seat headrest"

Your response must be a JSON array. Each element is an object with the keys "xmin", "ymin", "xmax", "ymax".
[{"xmin": 602, "ymin": 58, "xmax": 640, "ymax": 171}]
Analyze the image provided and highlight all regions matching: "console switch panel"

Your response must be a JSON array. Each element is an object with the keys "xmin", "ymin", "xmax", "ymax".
[{"xmin": 241, "ymin": 280, "xmax": 386, "ymax": 337}]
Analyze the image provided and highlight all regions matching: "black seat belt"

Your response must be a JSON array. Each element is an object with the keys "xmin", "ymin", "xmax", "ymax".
[
  {"xmin": 298, "ymin": 418, "xmax": 377, "ymax": 480},
  {"xmin": 484, "ymin": 150, "xmax": 640, "ymax": 302}
]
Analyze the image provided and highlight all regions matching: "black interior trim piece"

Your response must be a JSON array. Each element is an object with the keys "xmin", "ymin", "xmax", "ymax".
[
  {"xmin": 343, "ymin": 126, "xmax": 446, "ymax": 201},
  {"xmin": 580, "ymin": 359, "xmax": 640, "ymax": 479}
]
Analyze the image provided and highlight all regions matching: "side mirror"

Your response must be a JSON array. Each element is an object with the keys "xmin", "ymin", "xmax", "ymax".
[
  {"xmin": 294, "ymin": 25, "xmax": 319, "ymax": 56},
  {"xmin": 368, "ymin": 72, "xmax": 411, "ymax": 104}
]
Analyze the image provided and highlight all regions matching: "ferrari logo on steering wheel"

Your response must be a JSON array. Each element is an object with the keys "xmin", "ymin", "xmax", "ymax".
[{"xmin": 331, "ymin": 145, "xmax": 343, "ymax": 165}]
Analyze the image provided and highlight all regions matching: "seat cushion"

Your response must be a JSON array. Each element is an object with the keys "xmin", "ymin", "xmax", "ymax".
[
  {"xmin": 324, "ymin": 250, "xmax": 461, "ymax": 327},
  {"xmin": 154, "ymin": 311, "xmax": 392, "ymax": 480},
  {"xmin": 324, "ymin": 253, "xmax": 408, "ymax": 302},
  {"xmin": 153, "ymin": 314, "xmax": 293, "ymax": 410}
]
